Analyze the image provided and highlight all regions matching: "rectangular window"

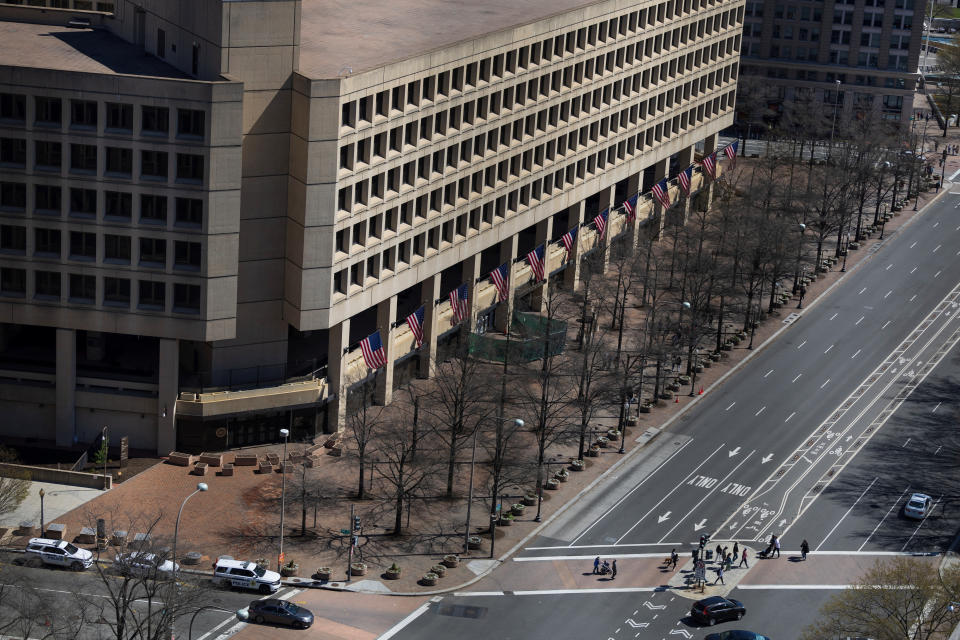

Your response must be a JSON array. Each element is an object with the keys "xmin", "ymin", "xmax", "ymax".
[
  {"xmin": 35, "ymin": 271, "xmax": 60, "ymax": 299},
  {"xmin": 140, "ymin": 194, "xmax": 168, "ymax": 225},
  {"xmin": 139, "ymin": 237, "xmax": 166, "ymax": 266},
  {"xmin": 138, "ymin": 280, "xmax": 165, "ymax": 309},
  {"xmin": 0, "ymin": 138, "xmax": 26, "ymax": 166},
  {"xmin": 104, "ymin": 191, "xmax": 132, "ymax": 219},
  {"xmin": 69, "ymin": 274, "xmax": 96, "ymax": 303},
  {"xmin": 104, "ymin": 234, "xmax": 130, "ymax": 263},
  {"xmin": 35, "ymin": 185, "xmax": 61, "ymax": 215},
  {"xmin": 69, "ymin": 231, "xmax": 97, "ymax": 260},
  {"xmin": 105, "ymin": 147, "xmax": 132, "ymax": 175},
  {"xmin": 175, "ymin": 197, "xmax": 203, "ymax": 227},
  {"xmin": 0, "ymin": 268, "xmax": 26, "ymax": 297},
  {"xmin": 35, "ymin": 97, "xmax": 62, "ymax": 126},
  {"xmin": 0, "ymin": 182, "xmax": 25, "ymax": 211},
  {"xmin": 70, "ymin": 144, "xmax": 98, "ymax": 173},
  {"xmin": 103, "ymin": 277, "xmax": 130, "ymax": 306},
  {"xmin": 0, "ymin": 93, "xmax": 26, "ymax": 121},
  {"xmin": 177, "ymin": 109, "xmax": 205, "ymax": 138},
  {"xmin": 176, "ymin": 154, "xmax": 204, "ymax": 183},
  {"xmin": 141, "ymin": 106, "xmax": 169, "ymax": 135},
  {"xmin": 0, "ymin": 224, "xmax": 26, "ymax": 253},
  {"xmin": 141, "ymin": 150, "xmax": 168, "ymax": 179},
  {"xmin": 174, "ymin": 241, "xmax": 201, "ymax": 270},
  {"xmin": 34, "ymin": 228, "xmax": 61, "ymax": 256},
  {"xmin": 106, "ymin": 102, "xmax": 133, "ymax": 131},
  {"xmin": 35, "ymin": 141, "xmax": 61, "ymax": 171},
  {"xmin": 69, "ymin": 188, "xmax": 96, "ymax": 218},
  {"xmin": 173, "ymin": 283, "xmax": 201, "ymax": 312},
  {"xmin": 70, "ymin": 100, "xmax": 97, "ymax": 128}
]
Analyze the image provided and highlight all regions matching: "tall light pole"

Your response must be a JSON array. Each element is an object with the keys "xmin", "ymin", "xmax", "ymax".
[
  {"xmin": 465, "ymin": 418, "xmax": 522, "ymax": 555},
  {"xmin": 38, "ymin": 488, "xmax": 45, "ymax": 537},
  {"xmin": 172, "ymin": 482, "xmax": 208, "ymax": 640},
  {"xmin": 793, "ymin": 223, "xmax": 807, "ymax": 292},
  {"xmin": 277, "ymin": 428, "xmax": 290, "ymax": 572},
  {"xmin": 830, "ymin": 79, "xmax": 842, "ymax": 154}
]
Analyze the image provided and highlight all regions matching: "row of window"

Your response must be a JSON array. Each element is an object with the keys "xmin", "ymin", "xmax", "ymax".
[
  {"xmin": 0, "ymin": 139, "xmax": 205, "ymax": 183},
  {"xmin": 331, "ymin": 89, "xmax": 734, "ymax": 294},
  {"xmin": 0, "ymin": 225, "xmax": 201, "ymax": 270},
  {"xmin": 0, "ymin": 267, "xmax": 201, "ymax": 312},
  {"xmin": 0, "ymin": 95, "xmax": 205, "ymax": 139},
  {"xmin": 338, "ymin": 60, "xmax": 737, "ymax": 214},
  {"xmin": 0, "ymin": 183, "xmax": 203, "ymax": 227},
  {"xmin": 340, "ymin": 1, "xmax": 739, "ymax": 128},
  {"xmin": 0, "ymin": 1, "xmax": 115, "ymax": 12},
  {"xmin": 339, "ymin": 32, "xmax": 740, "ymax": 174}
]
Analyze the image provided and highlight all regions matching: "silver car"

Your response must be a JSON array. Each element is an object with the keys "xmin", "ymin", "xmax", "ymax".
[
  {"xmin": 904, "ymin": 493, "xmax": 932, "ymax": 520},
  {"xmin": 113, "ymin": 552, "xmax": 179, "ymax": 577}
]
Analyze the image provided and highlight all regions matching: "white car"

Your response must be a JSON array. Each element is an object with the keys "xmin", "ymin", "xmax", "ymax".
[
  {"xmin": 904, "ymin": 493, "xmax": 933, "ymax": 520},
  {"xmin": 213, "ymin": 559, "xmax": 281, "ymax": 594},
  {"xmin": 25, "ymin": 538, "xmax": 94, "ymax": 571},
  {"xmin": 113, "ymin": 552, "xmax": 178, "ymax": 577}
]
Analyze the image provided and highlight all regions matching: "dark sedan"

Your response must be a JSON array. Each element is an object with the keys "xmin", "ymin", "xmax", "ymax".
[
  {"xmin": 705, "ymin": 631, "xmax": 770, "ymax": 640},
  {"xmin": 690, "ymin": 596, "xmax": 746, "ymax": 626},
  {"xmin": 247, "ymin": 599, "xmax": 314, "ymax": 629}
]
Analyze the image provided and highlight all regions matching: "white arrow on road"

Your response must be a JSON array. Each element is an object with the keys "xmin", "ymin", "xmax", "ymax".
[
  {"xmin": 694, "ymin": 519, "xmax": 708, "ymax": 531},
  {"xmin": 670, "ymin": 630, "xmax": 693, "ymax": 639},
  {"xmin": 728, "ymin": 447, "xmax": 741, "ymax": 457},
  {"xmin": 643, "ymin": 601, "xmax": 666, "ymax": 610},
  {"xmin": 658, "ymin": 511, "xmax": 672, "ymax": 524},
  {"xmin": 728, "ymin": 522, "xmax": 738, "ymax": 530},
  {"xmin": 625, "ymin": 619, "xmax": 649, "ymax": 628},
  {"xmin": 761, "ymin": 453, "xmax": 773, "ymax": 464},
  {"xmin": 779, "ymin": 518, "xmax": 787, "ymax": 527}
]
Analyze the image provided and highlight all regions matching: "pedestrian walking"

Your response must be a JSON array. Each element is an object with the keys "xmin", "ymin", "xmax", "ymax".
[
  {"xmin": 593, "ymin": 556, "xmax": 600, "ymax": 574},
  {"xmin": 612, "ymin": 559, "xmax": 618, "ymax": 580},
  {"xmin": 722, "ymin": 546, "xmax": 729, "ymax": 562},
  {"xmin": 801, "ymin": 539, "xmax": 809, "ymax": 561},
  {"xmin": 733, "ymin": 542, "xmax": 739, "ymax": 560},
  {"xmin": 714, "ymin": 565, "xmax": 724, "ymax": 585},
  {"xmin": 671, "ymin": 549, "xmax": 679, "ymax": 569},
  {"xmin": 740, "ymin": 549, "xmax": 748, "ymax": 568},
  {"xmin": 715, "ymin": 544, "xmax": 723, "ymax": 562},
  {"xmin": 774, "ymin": 536, "xmax": 781, "ymax": 558}
]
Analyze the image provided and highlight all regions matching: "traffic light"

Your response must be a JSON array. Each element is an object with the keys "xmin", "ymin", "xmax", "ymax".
[{"xmin": 353, "ymin": 515, "xmax": 361, "ymax": 532}]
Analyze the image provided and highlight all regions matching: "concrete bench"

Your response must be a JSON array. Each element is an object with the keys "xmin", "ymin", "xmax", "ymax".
[
  {"xmin": 305, "ymin": 443, "xmax": 323, "ymax": 455},
  {"xmin": 133, "ymin": 532, "xmax": 150, "ymax": 544},
  {"xmin": 192, "ymin": 462, "xmax": 208, "ymax": 476},
  {"xmin": 266, "ymin": 453, "xmax": 280, "ymax": 466},
  {"xmin": 112, "ymin": 530, "xmax": 128, "ymax": 546},
  {"xmin": 198, "ymin": 453, "xmax": 222, "ymax": 467},
  {"xmin": 219, "ymin": 463, "xmax": 234, "ymax": 476},
  {"xmin": 279, "ymin": 461, "xmax": 295, "ymax": 474},
  {"xmin": 258, "ymin": 462, "xmax": 274, "ymax": 474},
  {"xmin": 233, "ymin": 454, "xmax": 258, "ymax": 466},
  {"xmin": 167, "ymin": 452, "xmax": 194, "ymax": 467},
  {"xmin": 17, "ymin": 522, "xmax": 35, "ymax": 537},
  {"xmin": 45, "ymin": 523, "xmax": 66, "ymax": 540},
  {"xmin": 76, "ymin": 527, "xmax": 96, "ymax": 544}
]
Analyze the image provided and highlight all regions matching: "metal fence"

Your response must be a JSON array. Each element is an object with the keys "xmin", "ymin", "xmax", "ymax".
[{"xmin": 467, "ymin": 312, "xmax": 567, "ymax": 363}]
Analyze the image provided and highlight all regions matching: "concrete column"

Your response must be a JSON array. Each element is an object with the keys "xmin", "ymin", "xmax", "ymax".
[
  {"xmin": 375, "ymin": 295, "xmax": 397, "ymax": 405},
  {"xmin": 327, "ymin": 318, "xmax": 351, "ymax": 431},
  {"xmin": 652, "ymin": 158, "xmax": 669, "ymax": 238},
  {"xmin": 563, "ymin": 201, "xmax": 587, "ymax": 291},
  {"xmin": 596, "ymin": 185, "xmax": 615, "ymax": 273},
  {"xmin": 157, "ymin": 338, "xmax": 178, "ymax": 455},
  {"xmin": 419, "ymin": 274, "xmax": 441, "ymax": 379},
  {"xmin": 462, "ymin": 253, "xmax": 482, "ymax": 332},
  {"xmin": 626, "ymin": 172, "xmax": 642, "ymax": 248},
  {"xmin": 55, "ymin": 328, "xmax": 76, "ymax": 448},
  {"xmin": 530, "ymin": 216, "xmax": 554, "ymax": 312},
  {"xmin": 677, "ymin": 144, "xmax": 695, "ymax": 224},
  {"xmin": 494, "ymin": 234, "xmax": 519, "ymax": 332}
]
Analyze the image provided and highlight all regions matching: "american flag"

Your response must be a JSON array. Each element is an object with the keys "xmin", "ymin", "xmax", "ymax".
[
  {"xmin": 561, "ymin": 226, "xmax": 578, "ymax": 258},
  {"xmin": 491, "ymin": 263, "xmax": 509, "ymax": 301},
  {"xmin": 678, "ymin": 166, "xmax": 693, "ymax": 195},
  {"xmin": 723, "ymin": 140, "xmax": 738, "ymax": 165},
  {"xmin": 527, "ymin": 244, "xmax": 545, "ymax": 282},
  {"xmin": 360, "ymin": 330, "xmax": 388, "ymax": 369},
  {"xmin": 405, "ymin": 305, "xmax": 424, "ymax": 348},
  {"xmin": 594, "ymin": 208, "xmax": 608, "ymax": 240},
  {"xmin": 702, "ymin": 151, "xmax": 717, "ymax": 179},
  {"xmin": 651, "ymin": 178, "xmax": 671, "ymax": 210},
  {"xmin": 449, "ymin": 284, "xmax": 469, "ymax": 325},
  {"xmin": 623, "ymin": 194, "xmax": 639, "ymax": 222}
]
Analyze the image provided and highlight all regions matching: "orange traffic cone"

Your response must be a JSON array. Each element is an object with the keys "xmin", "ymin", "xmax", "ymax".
[
  {"xmin": 675, "ymin": 395, "xmax": 680, "ymax": 403},
  {"xmin": 699, "ymin": 387, "xmax": 704, "ymax": 395}
]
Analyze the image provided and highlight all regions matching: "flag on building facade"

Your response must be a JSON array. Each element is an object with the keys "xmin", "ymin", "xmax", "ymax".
[
  {"xmin": 623, "ymin": 194, "xmax": 638, "ymax": 222},
  {"xmin": 449, "ymin": 284, "xmax": 469, "ymax": 325},
  {"xmin": 723, "ymin": 141, "xmax": 738, "ymax": 167},
  {"xmin": 678, "ymin": 165, "xmax": 693, "ymax": 195},
  {"xmin": 651, "ymin": 178, "xmax": 671, "ymax": 210},
  {"xmin": 491, "ymin": 263, "xmax": 509, "ymax": 302},
  {"xmin": 405, "ymin": 305, "xmax": 424, "ymax": 348},
  {"xmin": 527, "ymin": 244, "xmax": 546, "ymax": 282},
  {"xmin": 561, "ymin": 226, "xmax": 578, "ymax": 258},
  {"xmin": 360, "ymin": 330, "xmax": 388, "ymax": 369},
  {"xmin": 702, "ymin": 151, "xmax": 717, "ymax": 178},
  {"xmin": 594, "ymin": 208, "xmax": 608, "ymax": 240}
]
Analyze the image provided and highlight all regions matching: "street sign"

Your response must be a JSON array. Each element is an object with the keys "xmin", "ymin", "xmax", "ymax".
[
  {"xmin": 278, "ymin": 552, "xmax": 284, "ymax": 565},
  {"xmin": 340, "ymin": 529, "xmax": 350, "ymax": 535},
  {"xmin": 119, "ymin": 436, "xmax": 129, "ymax": 468}
]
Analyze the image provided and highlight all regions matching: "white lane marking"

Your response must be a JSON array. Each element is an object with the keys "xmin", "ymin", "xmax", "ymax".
[
  {"xmin": 569, "ymin": 438, "xmax": 695, "ymax": 545},
  {"xmin": 935, "ymin": 270, "xmax": 942, "ymax": 278},
  {"xmin": 910, "ymin": 241, "xmax": 917, "ymax": 248},
  {"xmin": 764, "ymin": 369, "xmax": 773, "ymax": 378},
  {"xmin": 934, "ymin": 222, "xmax": 940, "ymax": 228},
  {"xmin": 797, "ymin": 340, "xmax": 807, "ymax": 349},
  {"xmin": 829, "ymin": 313, "xmax": 838, "ymax": 320},
  {"xmin": 884, "ymin": 291, "xmax": 892, "ymax": 299},
  {"xmin": 901, "ymin": 496, "xmax": 943, "ymax": 552},
  {"xmin": 516, "ymin": 553, "xmax": 669, "ymax": 562},
  {"xmin": 934, "ymin": 244, "xmax": 942, "ymax": 253},
  {"xmin": 792, "ymin": 374, "xmax": 802, "ymax": 383},
  {"xmin": 452, "ymin": 591, "xmax": 504, "ymax": 596},
  {"xmin": 934, "ymin": 446, "xmax": 942, "ymax": 455},
  {"xmin": 726, "ymin": 402, "xmax": 736, "ymax": 411},
  {"xmin": 528, "ymin": 543, "xmax": 682, "ymax": 550},
  {"xmin": 615, "ymin": 445, "xmax": 727, "ymax": 544},
  {"xmin": 859, "ymin": 487, "xmax": 911, "ymax": 551},
  {"xmin": 911, "ymin": 267, "xmax": 918, "ymax": 274},
  {"xmin": 815, "ymin": 477, "xmax": 879, "ymax": 551},
  {"xmin": 785, "ymin": 412, "xmax": 796, "ymax": 423},
  {"xmin": 882, "ymin": 321, "xmax": 891, "ymax": 330},
  {"xmin": 755, "ymin": 407, "xmax": 766, "ymax": 416},
  {"xmin": 513, "ymin": 588, "xmax": 658, "ymax": 595},
  {"xmin": 932, "ymin": 402, "xmax": 941, "ymax": 413},
  {"xmin": 859, "ymin": 287, "xmax": 867, "ymax": 295},
  {"xmin": 197, "ymin": 589, "xmax": 301, "ymax": 640},
  {"xmin": 902, "ymin": 438, "xmax": 911, "ymax": 448},
  {"xmin": 820, "ymin": 378, "xmax": 831, "ymax": 389},
  {"xmin": 855, "ymin": 316, "xmax": 865, "ymax": 325},
  {"xmin": 886, "ymin": 264, "xmax": 893, "ymax": 271},
  {"xmin": 377, "ymin": 602, "xmax": 434, "ymax": 640},
  {"xmin": 851, "ymin": 349, "xmax": 861, "ymax": 359},
  {"xmin": 824, "ymin": 345, "xmax": 834, "ymax": 354},
  {"xmin": 738, "ymin": 584, "xmax": 914, "ymax": 590},
  {"xmin": 909, "ymin": 294, "xmax": 917, "ymax": 302}
]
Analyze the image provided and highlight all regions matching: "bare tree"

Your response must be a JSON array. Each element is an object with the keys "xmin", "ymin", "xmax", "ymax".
[
  {"xmin": 345, "ymin": 384, "xmax": 385, "ymax": 500},
  {"xmin": 0, "ymin": 446, "xmax": 29, "ymax": 519},
  {"xmin": 375, "ymin": 418, "xmax": 437, "ymax": 535}
]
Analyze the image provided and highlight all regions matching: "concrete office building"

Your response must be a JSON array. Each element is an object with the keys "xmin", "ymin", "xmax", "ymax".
[
  {"xmin": 0, "ymin": 0, "xmax": 741, "ymax": 455},
  {"xmin": 739, "ymin": 0, "xmax": 925, "ymax": 126}
]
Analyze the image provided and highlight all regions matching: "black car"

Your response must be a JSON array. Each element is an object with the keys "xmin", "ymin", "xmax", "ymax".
[
  {"xmin": 247, "ymin": 599, "xmax": 314, "ymax": 629},
  {"xmin": 690, "ymin": 596, "xmax": 746, "ymax": 626},
  {"xmin": 705, "ymin": 631, "xmax": 770, "ymax": 640}
]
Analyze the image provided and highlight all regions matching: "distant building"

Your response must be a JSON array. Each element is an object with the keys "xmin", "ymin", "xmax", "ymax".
[{"xmin": 0, "ymin": 0, "xmax": 741, "ymax": 454}]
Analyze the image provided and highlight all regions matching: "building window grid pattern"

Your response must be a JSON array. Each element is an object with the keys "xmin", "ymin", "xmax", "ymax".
[{"xmin": 328, "ymin": 5, "xmax": 740, "ymax": 295}]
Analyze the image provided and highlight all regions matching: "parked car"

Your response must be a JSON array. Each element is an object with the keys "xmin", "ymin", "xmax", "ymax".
[
  {"xmin": 247, "ymin": 598, "xmax": 314, "ymax": 629},
  {"xmin": 25, "ymin": 538, "xmax": 94, "ymax": 571},
  {"xmin": 904, "ymin": 493, "xmax": 933, "ymax": 520},
  {"xmin": 706, "ymin": 632, "xmax": 770, "ymax": 640},
  {"xmin": 113, "ymin": 552, "xmax": 178, "ymax": 577},
  {"xmin": 213, "ymin": 559, "xmax": 281, "ymax": 594},
  {"xmin": 690, "ymin": 596, "xmax": 746, "ymax": 626}
]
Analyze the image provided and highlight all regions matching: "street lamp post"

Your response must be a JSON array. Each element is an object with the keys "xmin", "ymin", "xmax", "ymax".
[
  {"xmin": 172, "ymin": 482, "xmax": 208, "ymax": 640},
  {"xmin": 830, "ymin": 80, "xmax": 842, "ymax": 152},
  {"xmin": 277, "ymin": 428, "xmax": 290, "ymax": 572},
  {"xmin": 463, "ymin": 426, "xmax": 479, "ymax": 555},
  {"xmin": 841, "ymin": 233, "xmax": 849, "ymax": 272},
  {"xmin": 688, "ymin": 347, "xmax": 700, "ymax": 397},
  {"xmin": 793, "ymin": 223, "xmax": 806, "ymax": 292},
  {"xmin": 38, "ymin": 488, "xmax": 45, "ymax": 537}
]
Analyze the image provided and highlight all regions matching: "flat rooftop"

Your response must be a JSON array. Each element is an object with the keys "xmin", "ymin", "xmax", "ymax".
[
  {"xmin": 299, "ymin": 0, "xmax": 602, "ymax": 79},
  {"xmin": 0, "ymin": 21, "xmax": 189, "ymax": 78}
]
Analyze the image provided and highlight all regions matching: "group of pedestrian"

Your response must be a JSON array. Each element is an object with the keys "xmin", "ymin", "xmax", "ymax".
[
  {"xmin": 592, "ymin": 556, "xmax": 617, "ymax": 579},
  {"xmin": 946, "ymin": 144, "xmax": 959, "ymax": 156}
]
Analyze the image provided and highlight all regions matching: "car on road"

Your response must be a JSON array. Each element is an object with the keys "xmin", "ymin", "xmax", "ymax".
[
  {"xmin": 690, "ymin": 596, "xmax": 746, "ymax": 626},
  {"xmin": 113, "ymin": 552, "xmax": 178, "ymax": 577},
  {"xmin": 706, "ymin": 632, "xmax": 770, "ymax": 640},
  {"xmin": 25, "ymin": 538, "xmax": 94, "ymax": 571},
  {"xmin": 213, "ymin": 558, "xmax": 281, "ymax": 594},
  {"xmin": 246, "ymin": 599, "xmax": 314, "ymax": 629},
  {"xmin": 904, "ymin": 493, "xmax": 933, "ymax": 519}
]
